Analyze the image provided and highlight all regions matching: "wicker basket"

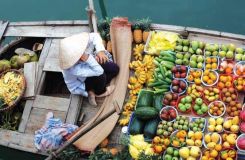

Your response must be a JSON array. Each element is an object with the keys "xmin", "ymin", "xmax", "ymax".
[{"xmin": 0, "ymin": 69, "xmax": 26, "ymax": 112}]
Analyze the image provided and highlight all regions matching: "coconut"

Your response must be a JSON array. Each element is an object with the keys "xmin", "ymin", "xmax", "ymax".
[
  {"xmin": 16, "ymin": 55, "xmax": 30, "ymax": 68},
  {"xmin": 0, "ymin": 59, "xmax": 11, "ymax": 73},
  {"xmin": 30, "ymin": 53, "xmax": 38, "ymax": 62},
  {"xmin": 10, "ymin": 55, "xmax": 19, "ymax": 69}
]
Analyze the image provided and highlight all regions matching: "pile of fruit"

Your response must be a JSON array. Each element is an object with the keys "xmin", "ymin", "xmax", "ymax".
[
  {"xmin": 0, "ymin": 71, "xmax": 25, "ymax": 107},
  {"xmin": 124, "ymin": 35, "xmax": 245, "ymax": 160}
]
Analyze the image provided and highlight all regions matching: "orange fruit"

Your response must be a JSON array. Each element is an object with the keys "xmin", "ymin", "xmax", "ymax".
[
  {"xmin": 203, "ymin": 75, "xmax": 209, "ymax": 82},
  {"xmin": 214, "ymin": 144, "xmax": 222, "ymax": 151},
  {"xmin": 207, "ymin": 79, "xmax": 214, "ymax": 85},
  {"xmin": 211, "ymin": 63, "xmax": 217, "ymax": 69},
  {"xmin": 153, "ymin": 136, "xmax": 161, "ymax": 143},
  {"xmin": 210, "ymin": 74, "xmax": 217, "ymax": 81},
  {"xmin": 196, "ymin": 70, "xmax": 202, "ymax": 77},
  {"xmin": 227, "ymin": 76, "xmax": 232, "ymax": 81},
  {"xmin": 210, "ymin": 150, "xmax": 218, "ymax": 158},
  {"xmin": 163, "ymin": 138, "xmax": 170, "ymax": 146},
  {"xmin": 212, "ymin": 58, "xmax": 217, "ymax": 63},
  {"xmin": 206, "ymin": 64, "xmax": 212, "ymax": 69},
  {"xmin": 154, "ymin": 145, "xmax": 163, "ymax": 153},
  {"xmin": 225, "ymin": 81, "xmax": 232, "ymax": 87},
  {"xmin": 225, "ymin": 68, "xmax": 232, "ymax": 74},
  {"xmin": 195, "ymin": 78, "xmax": 202, "ymax": 85},
  {"xmin": 188, "ymin": 75, "xmax": 194, "ymax": 81},
  {"xmin": 220, "ymin": 76, "xmax": 227, "ymax": 82},
  {"xmin": 193, "ymin": 72, "xmax": 198, "ymax": 78},
  {"xmin": 206, "ymin": 57, "xmax": 212, "ymax": 63},
  {"xmin": 218, "ymin": 82, "xmax": 224, "ymax": 88},
  {"xmin": 204, "ymin": 70, "xmax": 209, "ymax": 76}
]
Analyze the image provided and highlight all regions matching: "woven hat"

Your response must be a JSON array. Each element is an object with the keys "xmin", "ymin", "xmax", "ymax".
[{"xmin": 59, "ymin": 32, "xmax": 89, "ymax": 69}]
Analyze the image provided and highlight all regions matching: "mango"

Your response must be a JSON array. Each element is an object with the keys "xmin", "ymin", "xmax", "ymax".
[
  {"xmin": 204, "ymin": 134, "xmax": 211, "ymax": 143},
  {"xmin": 230, "ymin": 125, "xmax": 239, "ymax": 133},
  {"xmin": 211, "ymin": 133, "xmax": 220, "ymax": 143},
  {"xmin": 207, "ymin": 142, "xmax": 216, "ymax": 149},
  {"xmin": 223, "ymin": 120, "xmax": 232, "ymax": 129},
  {"xmin": 232, "ymin": 116, "xmax": 239, "ymax": 125}
]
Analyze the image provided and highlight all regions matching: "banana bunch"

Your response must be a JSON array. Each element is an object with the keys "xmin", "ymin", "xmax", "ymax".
[
  {"xmin": 133, "ymin": 44, "xmax": 144, "ymax": 60},
  {"xmin": 119, "ymin": 51, "xmax": 155, "ymax": 126}
]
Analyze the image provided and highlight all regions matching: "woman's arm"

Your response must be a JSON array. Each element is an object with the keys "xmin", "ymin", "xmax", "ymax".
[{"xmin": 74, "ymin": 54, "xmax": 104, "ymax": 77}]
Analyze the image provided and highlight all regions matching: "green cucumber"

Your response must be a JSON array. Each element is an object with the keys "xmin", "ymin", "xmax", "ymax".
[
  {"xmin": 148, "ymin": 81, "xmax": 166, "ymax": 87},
  {"xmin": 159, "ymin": 56, "xmax": 175, "ymax": 63}
]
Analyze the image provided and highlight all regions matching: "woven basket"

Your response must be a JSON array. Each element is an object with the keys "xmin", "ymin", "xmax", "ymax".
[{"xmin": 0, "ymin": 69, "xmax": 26, "ymax": 112}]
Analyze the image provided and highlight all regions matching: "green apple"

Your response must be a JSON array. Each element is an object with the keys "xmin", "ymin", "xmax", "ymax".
[
  {"xmin": 199, "ymin": 41, "xmax": 205, "ymax": 49},
  {"xmin": 226, "ymin": 51, "xmax": 234, "ymax": 59},
  {"xmin": 175, "ymin": 59, "xmax": 183, "ymax": 65},
  {"xmin": 185, "ymin": 96, "xmax": 192, "ymax": 103},
  {"xmin": 242, "ymin": 55, "xmax": 245, "ymax": 61},
  {"xmin": 228, "ymin": 43, "xmax": 236, "ymax": 52},
  {"xmin": 166, "ymin": 147, "xmax": 174, "ymax": 155},
  {"xmin": 190, "ymin": 60, "xmax": 197, "ymax": 68},
  {"xmin": 197, "ymin": 55, "xmax": 204, "ymax": 62},
  {"xmin": 197, "ymin": 62, "xmax": 203, "ymax": 69},
  {"xmin": 214, "ymin": 44, "xmax": 219, "ymax": 51},
  {"xmin": 188, "ymin": 48, "xmax": 194, "ymax": 54},
  {"xmin": 183, "ymin": 46, "xmax": 189, "ymax": 52},
  {"xmin": 183, "ymin": 58, "xmax": 189, "ymax": 65},
  {"xmin": 195, "ymin": 98, "xmax": 203, "ymax": 105},
  {"xmin": 175, "ymin": 45, "xmax": 183, "ymax": 52},
  {"xmin": 184, "ymin": 52, "xmax": 191, "ymax": 59},
  {"xmin": 205, "ymin": 51, "xmax": 211, "ymax": 56},
  {"xmin": 219, "ymin": 51, "xmax": 226, "ymax": 58},
  {"xmin": 196, "ymin": 48, "xmax": 203, "ymax": 55},
  {"xmin": 191, "ymin": 41, "xmax": 199, "ymax": 51},
  {"xmin": 235, "ymin": 54, "xmax": 243, "ymax": 61},
  {"xmin": 221, "ymin": 44, "xmax": 228, "ymax": 52},
  {"xmin": 212, "ymin": 51, "xmax": 218, "ymax": 56},
  {"xmin": 183, "ymin": 39, "xmax": 190, "ymax": 46},
  {"xmin": 236, "ymin": 48, "xmax": 244, "ymax": 54},
  {"xmin": 177, "ymin": 38, "xmax": 183, "ymax": 45},
  {"xmin": 190, "ymin": 55, "xmax": 197, "ymax": 61},
  {"xmin": 176, "ymin": 53, "xmax": 184, "ymax": 59}
]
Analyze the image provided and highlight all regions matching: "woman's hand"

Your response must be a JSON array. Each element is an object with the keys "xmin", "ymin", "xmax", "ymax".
[
  {"xmin": 96, "ymin": 51, "xmax": 108, "ymax": 64},
  {"xmin": 80, "ymin": 54, "xmax": 89, "ymax": 61}
]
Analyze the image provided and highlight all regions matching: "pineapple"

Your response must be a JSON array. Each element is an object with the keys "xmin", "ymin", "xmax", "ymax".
[
  {"xmin": 132, "ymin": 21, "xmax": 143, "ymax": 44},
  {"xmin": 106, "ymin": 34, "xmax": 112, "ymax": 53},
  {"xmin": 141, "ymin": 18, "xmax": 151, "ymax": 43}
]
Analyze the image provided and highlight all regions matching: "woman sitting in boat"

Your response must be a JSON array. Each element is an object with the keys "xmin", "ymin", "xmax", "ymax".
[{"xmin": 59, "ymin": 32, "xmax": 119, "ymax": 106}]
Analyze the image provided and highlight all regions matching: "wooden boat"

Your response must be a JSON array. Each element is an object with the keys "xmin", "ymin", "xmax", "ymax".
[{"xmin": 1, "ymin": 3, "xmax": 245, "ymax": 158}]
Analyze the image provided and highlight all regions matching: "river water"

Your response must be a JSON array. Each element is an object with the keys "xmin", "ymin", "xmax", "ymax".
[{"xmin": 0, "ymin": 0, "xmax": 245, "ymax": 159}]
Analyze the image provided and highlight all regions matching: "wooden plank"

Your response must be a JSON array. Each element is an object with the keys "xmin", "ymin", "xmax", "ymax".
[
  {"xmin": 4, "ymin": 25, "xmax": 90, "ymax": 38},
  {"xmin": 0, "ymin": 129, "xmax": 39, "ymax": 154},
  {"xmin": 33, "ymin": 95, "xmax": 70, "ymax": 111},
  {"xmin": 18, "ymin": 100, "xmax": 34, "ymax": 133},
  {"xmin": 65, "ymin": 95, "xmax": 83, "ymax": 124},
  {"xmin": 23, "ymin": 62, "xmax": 38, "ymax": 98},
  {"xmin": 36, "ymin": 38, "xmax": 52, "ymax": 93},
  {"xmin": 221, "ymin": 32, "xmax": 245, "ymax": 41},
  {"xmin": 25, "ymin": 108, "xmax": 66, "ymax": 134},
  {"xmin": 43, "ymin": 39, "xmax": 62, "ymax": 72},
  {"xmin": 9, "ymin": 20, "xmax": 89, "ymax": 26},
  {"xmin": 186, "ymin": 27, "xmax": 220, "ymax": 36},
  {"xmin": 188, "ymin": 33, "xmax": 245, "ymax": 47},
  {"xmin": 151, "ymin": 23, "xmax": 188, "ymax": 36},
  {"xmin": 0, "ymin": 21, "xmax": 9, "ymax": 41}
]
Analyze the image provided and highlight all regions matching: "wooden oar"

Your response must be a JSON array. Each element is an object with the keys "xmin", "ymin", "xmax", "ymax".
[{"xmin": 45, "ymin": 101, "xmax": 121, "ymax": 160}]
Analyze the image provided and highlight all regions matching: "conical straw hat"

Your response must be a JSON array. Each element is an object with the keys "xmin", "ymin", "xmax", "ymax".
[{"xmin": 59, "ymin": 32, "xmax": 89, "ymax": 69}]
